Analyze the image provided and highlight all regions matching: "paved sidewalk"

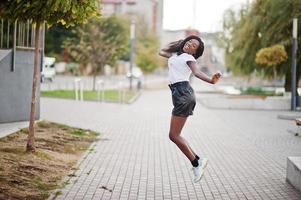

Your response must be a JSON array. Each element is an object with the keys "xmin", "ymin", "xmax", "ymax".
[
  {"xmin": 42, "ymin": 88, "xmax": 301, "ymax": 200},
  {"xmin": 0, "ymin": 121, "xmax": 29, "ymax": 138}
]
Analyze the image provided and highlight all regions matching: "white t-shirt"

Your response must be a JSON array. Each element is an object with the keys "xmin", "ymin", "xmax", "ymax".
[{"xmin": 168, "ymin": 53, "xmax": 196, "ymax": 84}]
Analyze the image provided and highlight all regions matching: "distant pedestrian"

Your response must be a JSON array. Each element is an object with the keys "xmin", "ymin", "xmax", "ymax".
[{"xmin": 159, "ymin": 35, "xmax": 221, "ymax": 183}]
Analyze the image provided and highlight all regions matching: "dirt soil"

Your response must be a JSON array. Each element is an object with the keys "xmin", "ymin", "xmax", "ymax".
[{"xmin": 0, "ymin": 121, "xmax": 99, "ymax": 200}]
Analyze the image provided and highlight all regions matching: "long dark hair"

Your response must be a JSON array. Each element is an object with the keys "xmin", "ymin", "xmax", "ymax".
[{"xmin": 164, "ymin": 35, "xmax": 204, "ymax": 59}]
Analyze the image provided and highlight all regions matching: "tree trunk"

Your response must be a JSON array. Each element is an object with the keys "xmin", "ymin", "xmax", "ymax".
[
  {"xmin": 92, "ymin": 65, "xmax": 97, "ymax": 91},
  {"xmin": 26, "ymin": 20, "xmax": 40, "ymax": 152}
]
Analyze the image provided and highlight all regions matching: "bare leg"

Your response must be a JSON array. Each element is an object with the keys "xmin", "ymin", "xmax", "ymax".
[
  {"xmin": 182, "ymin": 137, "xmax": 197, "ymax": 158},
  {"xmin": 169, "ymin": 115, "xmax": 196, "ymax": 161},
  {"xmin": 169, "ymin": 115, "xmax": 197, "ymax": 157}
]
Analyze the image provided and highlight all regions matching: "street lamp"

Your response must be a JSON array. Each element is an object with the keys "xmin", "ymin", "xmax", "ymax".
[
  {"xmin": 291, "ymin": 18, "xmax": 298, "ymax": 111},
  {"xmin": 129, "ymin": 19, "xmax": 135, "ymax": 90}
]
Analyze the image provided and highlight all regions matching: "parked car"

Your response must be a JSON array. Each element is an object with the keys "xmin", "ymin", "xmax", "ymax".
[{"xmin": 41, "ymin": 57, "xmax": 56, "ymax": 82}]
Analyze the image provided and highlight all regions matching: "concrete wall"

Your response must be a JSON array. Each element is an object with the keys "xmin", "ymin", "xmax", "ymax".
[
  {"xmin": 0, "ymin": 49, "xmax": 40, "ymax": 123},
  {"xmin": 287, "ymin": 157, "xmax": 301, "ymax": 192}
]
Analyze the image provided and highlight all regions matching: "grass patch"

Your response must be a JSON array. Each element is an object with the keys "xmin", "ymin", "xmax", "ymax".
[
  {"xmin": 54, "ymin": 190, "xmax": 62, "ymax": 198},
  {"xmin": 240, "ymin": 87, "xmax": 283, "ymax": 96},
  {"xmin": 0, "ymin": 120, "xmax": 99, "ymax": 200},
  {"xmin": 68, "ymin": 129, "xmax": 98, "ymax": 138},
  {"xmin": 41, "ymin": 89, "xmax": 138, "ymax": 103},
  {"xmin": 68, "ymin": 129, "xmax": 86, "ymax": 137}
]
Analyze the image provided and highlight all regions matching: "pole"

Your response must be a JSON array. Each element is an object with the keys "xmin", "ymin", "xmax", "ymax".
[
  {"xmin": 129, "ymin": 20, "xmax": 135, "ymax": 90},
  {"xmin": 291, "ymin": 18, "xmax": 298, "ymax": 111},
  {"xmin": 12, "ymin": 20, "xmax": 17, "ymax": 72}
]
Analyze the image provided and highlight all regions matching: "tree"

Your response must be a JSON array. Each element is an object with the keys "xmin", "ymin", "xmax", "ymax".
[
  {"xmin": 45, "ymin": 23, "xmax": 78, "ymax": 60},
  {"xmin": 255, "ymin": 0, "xmax": 301, "ymax": 91},
  {"xmin": 220, "ymin": 0, "xmax": 301, "ymax": 91},
  {"xmin": 136, "ymin": 33, "xmax": 161, "ymax": 74},
  {"xmin": 255, "ymin": 44, "xmax": 288, "ymax": 85},
  {"xmin": 65, "ymin": 16, "xmax": 129, "ymax": 90},
  {"xmin": 134, "ymin": 14, "xmax": 162, "ymax": 76},
  {"xmin": 0, "ymin": 0, "xmax": 99, "ymax": 152},
  {"xmin": 220, "ymin": 2, "xmax": 259, "ymax": 76}
]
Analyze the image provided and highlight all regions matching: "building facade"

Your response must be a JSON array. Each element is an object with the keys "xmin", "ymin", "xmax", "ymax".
[{"xmin": 100, "ymin": 0, "xmax": 163, "ymax": 36}]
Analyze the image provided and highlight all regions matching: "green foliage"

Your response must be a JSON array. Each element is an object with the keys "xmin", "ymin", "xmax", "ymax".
[
  {"xmin": 136, "ymin": 33, "xmax": 161, "ymax": 74},
  {"xmin": 0, "ymin": 0, "xmax": 100, "ymax": 26},
  {"xmin": 255, "ymin": 44, "xmax": 288, "ymax": 66},
  {"xmin": 134, "ymin": 13, "xmax": 162, "ymax": 74},
  {"xmin": 220, "ymin": 0, "xmax": 301, "ymax": 88},
  {"xmin": 45, "ymin": 23, "xmax": 78, "ymax": 59},
  {"xmin": 64, "ymin": 16, "xmax": 129, "ymax": 74},
  {"xmin": 1, "ymin": 0, "xmax": 100, "ymax": 62}
]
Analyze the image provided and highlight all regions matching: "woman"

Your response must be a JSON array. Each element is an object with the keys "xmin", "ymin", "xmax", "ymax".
[{"xmin": 159, "ymin": 35, "xmax": 221, "ymax": 183}]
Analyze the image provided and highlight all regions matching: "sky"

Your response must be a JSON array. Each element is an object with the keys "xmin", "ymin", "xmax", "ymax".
[{"xmin": 163, "ymin": 0, "xmax": 249, "ymax": 33}]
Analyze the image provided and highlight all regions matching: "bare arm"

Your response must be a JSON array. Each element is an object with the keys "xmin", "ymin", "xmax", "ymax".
[
  {"xmin": 187, "ymin": 61, "xmax": 221, "ymax": 84},
  {"xmin": 158, "ymin": 48, "xmax": 172, "ymax": 58}
]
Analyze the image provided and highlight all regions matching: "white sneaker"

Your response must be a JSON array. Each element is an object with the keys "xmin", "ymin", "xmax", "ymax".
[
  {"xmin": 192, "ymin": 158, "xmax": 208, "ymax": 183},
  {"xmin": 200, "ymin": 158, "xmax": 208, "ymax": 169}
]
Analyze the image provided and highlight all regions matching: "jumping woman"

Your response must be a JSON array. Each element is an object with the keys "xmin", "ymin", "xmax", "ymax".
[{"xmin": 159, "ymin": 35, "xmax": 221, "ymax": 183}]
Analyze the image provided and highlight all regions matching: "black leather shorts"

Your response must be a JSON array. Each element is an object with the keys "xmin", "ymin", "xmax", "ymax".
[{"xmin": 169, "ymin": 81, "xmax": 196, "ymax": 117}]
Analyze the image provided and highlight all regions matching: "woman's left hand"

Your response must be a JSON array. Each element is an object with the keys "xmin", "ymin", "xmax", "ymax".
[{"xmin": 211, "ymin": 72, "xmax": 222, "ymax": 84}]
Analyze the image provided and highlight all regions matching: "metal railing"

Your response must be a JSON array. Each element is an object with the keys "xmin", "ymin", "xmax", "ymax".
[{"xmin": 0, "ymin": 19, "xmax": 44, "ymax": 71}]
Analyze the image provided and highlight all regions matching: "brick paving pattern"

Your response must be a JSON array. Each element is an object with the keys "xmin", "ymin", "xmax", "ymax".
[{"xmin": 42, "ymin": 89, "xmax": 301, "ymax": 200}]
